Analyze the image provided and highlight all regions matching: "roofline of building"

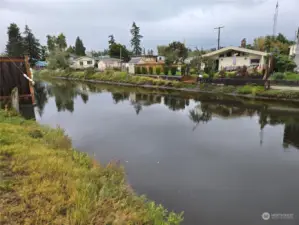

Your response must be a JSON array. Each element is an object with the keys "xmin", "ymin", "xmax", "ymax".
[{"xmin": 202, "ymin": 46, "xmax": 268, "ymax": 57}]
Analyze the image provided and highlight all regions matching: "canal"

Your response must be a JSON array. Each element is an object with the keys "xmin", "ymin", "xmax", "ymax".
[{"xmin": 34, "ymin": 79, "xmax": 299, "ymax": 225}]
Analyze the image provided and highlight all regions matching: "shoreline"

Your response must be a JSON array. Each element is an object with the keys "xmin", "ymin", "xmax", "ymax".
[
  {"xmin": 53, "ymin": 76, "xmax": 299, "ymax": 103},
  {"xmin": 0, "ymin": 110, "xmax": 183, "ymax": 224}
]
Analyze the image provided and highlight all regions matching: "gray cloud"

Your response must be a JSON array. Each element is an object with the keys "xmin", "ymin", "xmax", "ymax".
[{"xmin": 0, "ymin": 0, "xmax": 298, "ymax": 53}]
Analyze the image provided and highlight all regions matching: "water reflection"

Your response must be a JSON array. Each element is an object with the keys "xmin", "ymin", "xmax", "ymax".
[{"xmin": 34, "ymin": 80, "xmax": 299, "ymax": 151}]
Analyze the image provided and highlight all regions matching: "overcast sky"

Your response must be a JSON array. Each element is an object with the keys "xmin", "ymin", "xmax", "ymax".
[{"xmin": 1, "ymin": 0, "xmax": 299, "ymax": 53}]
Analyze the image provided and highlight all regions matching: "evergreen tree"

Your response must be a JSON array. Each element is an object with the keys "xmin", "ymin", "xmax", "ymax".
[
  {"xmin": 23, "ymin": 25, "xmax": 41, "ymax": 66},
  {"xmin": 56, "ymin": 33, "xmax": 67, "ymax": 50},
  {"xmin": 46, "ymin": 35, "xmax": 57, "ymax": 52},
  {"xmin": 108, "ymin": 35, "xmax": 115, "ymax": 46},
  {"xmin": 130, "ymin": 22, "xmax": 143, "ymax": 56},
  {"xmin": 40, "ymin": 46, "xmax": 48, "ymax": 61},
  {"xmin": 6, "ymin": 23, "xmax": 24, "ymax": 56},
  {"xmin": 75, "ymin": 37, "xmax": 86, "ymax": 56}
]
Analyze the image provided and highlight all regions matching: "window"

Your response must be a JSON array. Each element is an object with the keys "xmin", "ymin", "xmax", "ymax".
[
  {"xmin": 226, "ymin": 52, "xmax": 232, "ymax": 57},
  {"xmin": 87, "ymin": 61, "xmax": 93, "ymax": 65},
  {"xmin": 250, "ymin": 59, "xmax": 260, "ymax": 64},
  {"xmin": 80, "ymin": 61, "xmax": 83, "ymax": 66},
  {"xmin": 219, "ymin": 54, "xmax": 224, "ymax": 57}
]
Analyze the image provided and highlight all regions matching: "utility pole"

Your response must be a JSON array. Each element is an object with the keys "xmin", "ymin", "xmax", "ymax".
[
  {"xmin": 273, "ymin": 1, "xmax": 279, "ymax": 37},
  {"xmin": 214, "ymin": 26, "xmax": 224, "ymax": 50},
  {"xmin": 120, "ymin": 46, "xmax": 122, "ymax": 71}
]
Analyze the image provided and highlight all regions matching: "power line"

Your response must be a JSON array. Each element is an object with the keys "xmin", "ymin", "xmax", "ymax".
[{"xmin": 214, "ymin": 26, "xmax": 224, "ymax": 50}]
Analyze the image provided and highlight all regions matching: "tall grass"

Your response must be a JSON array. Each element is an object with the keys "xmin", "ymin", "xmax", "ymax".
[{"xmin": 0, "ymin": 110, "xmax": 183, "ymax": 224}]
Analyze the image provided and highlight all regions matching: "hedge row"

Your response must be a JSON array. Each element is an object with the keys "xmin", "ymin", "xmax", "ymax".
[{"xmin": 135, "ymin": 66, "xmax": 179, "ymax": 76}]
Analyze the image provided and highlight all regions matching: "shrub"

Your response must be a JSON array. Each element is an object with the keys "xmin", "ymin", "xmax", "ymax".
[
  {"xmin": 142, "ymin": 67, "xmax": 148, "ymax": 74},
  {"xmin": 155, "ymin": 67, "xmax": 161, "ymax": 75},
  {"xmin": 135, "ymin": 67, "xmax": 141, "ymax": 74},
  {"xmin": 164, "ymin": 67, "xmax": 169, "ymax": 75},
  {"xmin": 284, "ymin": 72, "xmax": 299, "ymax": 81},
  {"xmin": 237, "ymin": 85, "xmax": 264, "ymax": 96},
  {"xmin": 226, "ymin": 71, "xmax": 236, "ymax": 78},
  {"xmin": 203, "ymin": 73, "xmax": 209, "ymax": 79},
  {"xmin": 171, "ymin": 66, "xmax": 177, "ymax": 76},
  {"xmin": 149, "ymin": 67, "xmax": 153, "ymax": 75},
  {"xmin": 190, "ymin": 68, "xmax": 196, "ymax": 75},
  {"xmin": 272, "ymin": 72, "xmax": 285, "ymax": 80}
]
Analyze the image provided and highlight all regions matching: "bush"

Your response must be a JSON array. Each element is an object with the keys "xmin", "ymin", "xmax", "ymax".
[
  {"xmin": 237, "ymin": 85, "xmax": 264, "ymax": 96},
  {"xmin": 149, "ymin": 67, "xmax": 153, "ymax": 75},
  {"xmin": 142, "ymin": 67, "xmax": 148, "ymax": 74},
  {"xmin": 135, "ymin": 67, "xmax": 141, "ymax": 74},
  {"xmin": 171, "ymin": 66, "xmax": 177, "ymax": 76},
  {"xmin": 284, "ymin": 72, "xmax": 299, "ymax": 81},
  {"xmin": 203, "ymin": 73, "xmax": 209, "ymax": 79},
  {"xmin": 164, "ymin": 67, "xmax": 169, "ymax": 75},
  {"xmin": 226, "ymin": 71, "xmax": 236, "ymax": 78},
  {"xmin": 155, "ymin": 67, "xmax": 161, "ymax": 75},
  {"xmin": 272, "ymin": 72, "xmax": 285, "ymax": 80}
]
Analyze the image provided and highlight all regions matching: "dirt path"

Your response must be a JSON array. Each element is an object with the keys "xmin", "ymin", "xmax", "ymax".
[{"xmin": 271, "ymin": 85, "xmax": 299, "ymax": 91}]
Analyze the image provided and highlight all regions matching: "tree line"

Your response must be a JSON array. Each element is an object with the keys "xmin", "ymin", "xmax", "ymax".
[
  {"xmin": 3, "ymin": 22, "xmax": 296, "ymax": 72},
  {"xmin": 3, "ymin": 21, "xmax": 145, "ymax": 67}
]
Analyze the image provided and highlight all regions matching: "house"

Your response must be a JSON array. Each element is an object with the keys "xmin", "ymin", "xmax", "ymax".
[
  {"xmin": 290, "ymin": 29, "xmax": 299, "ymax": 72},
  {"xmin": 70, "ymin": 56, "xmax": 96, "ymax": 69},
  {"xmin": 98, "ymin": 58, "xmax": 121, "ymax": 71},
  {"xmin": 128, "ymin": 55, "xmax": 164, "ymax": 74},
  {"xmin": 35, "ymin": 61, "xmax": 48, "ymax": 69},
  {"xmin": 200, "ymin": 46, "xmax": 268, "ymax": 72}
]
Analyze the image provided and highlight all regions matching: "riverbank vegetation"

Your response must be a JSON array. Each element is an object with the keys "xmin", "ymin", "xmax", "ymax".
[
  {"xmin": 36, "ymin": 69, "xmax": 196, "ymax": 88},
  {"xmin": 0, "ymin": 110, "xmax": 183, "ymax": 224},
  {"xmin": 36, "ymin": 69, "xmax": 299, "ymax": 101}
]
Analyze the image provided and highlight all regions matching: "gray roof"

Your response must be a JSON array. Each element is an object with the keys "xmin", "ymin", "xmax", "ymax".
[
  {"xmin": 129, "ymin": 57, "xmax": 142, "ymax": 64},
  {"xmin": 99, "ymin": 58, "xmax": 121, "ymax": 63}
]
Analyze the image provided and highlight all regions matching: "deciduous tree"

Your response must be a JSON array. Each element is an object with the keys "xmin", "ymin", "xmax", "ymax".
[{"xmin": 56, "ymin": 33, "xmax": 67, "ymax": 50}]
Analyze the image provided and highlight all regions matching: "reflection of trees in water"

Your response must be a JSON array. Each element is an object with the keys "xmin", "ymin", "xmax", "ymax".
[
  {"xmin": 112, "ymin": 92, "xmax": 129, "ymax": 104},
  {"xmin": 189, "ymin": 103, "xmax": 212, "ymax": 131},
  {"xmin": 35, "ymin": 81, "xmax": 90, "ymax": 114},
  {"xmin": 34, "ymin": 81, "xmax": 49, "ymax": 117},
  {"xmin": 164, "ymin": 96, "xmax": 189, "ymax": 111},
  {"xmin": 283, "ymin": 124, "xmax": 299, "ymax": 149}
]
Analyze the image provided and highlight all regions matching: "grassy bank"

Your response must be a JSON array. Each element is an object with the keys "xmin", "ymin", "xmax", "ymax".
[
  {"xmin": 36, "ymin": 69, "xmax": 196, "ymax": 89},
  {"xmin": 35, "ymin": 69, "xmax": 299, "ymax": 101},
  {"xmin": 0, "ymin": 110, "xmax": 183, "ymax": 224}
]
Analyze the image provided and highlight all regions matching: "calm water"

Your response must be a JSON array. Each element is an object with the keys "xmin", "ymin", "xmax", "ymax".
[{"xmin": 33, "ymin": 79, "xmax": 299, "ymax": 225}]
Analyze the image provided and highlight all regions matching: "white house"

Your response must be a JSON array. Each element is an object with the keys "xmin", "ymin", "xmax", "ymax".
[
  {"xmin": 98, "ymin": 58, "xmax": 121, "ymax": 71},
  {"xmin": 201, "ymin": 46, "xmax": 268, "ymax": 72},
  {"xmin": 70, "ymin": 56, "xmax": 95, "ymax": 69},
  {"xmin": 289, "ymin": 44, "xmax": 297, "ymax": 56},
  {"xmin": 291, "ymin": 30, "xmax": 299, "ymax": 72}
]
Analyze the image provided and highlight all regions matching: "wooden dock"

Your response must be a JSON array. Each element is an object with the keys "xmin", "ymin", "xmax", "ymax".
[{"xmin": 0, "ymin": 56, "xmax": 34, "ymax": 103}]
